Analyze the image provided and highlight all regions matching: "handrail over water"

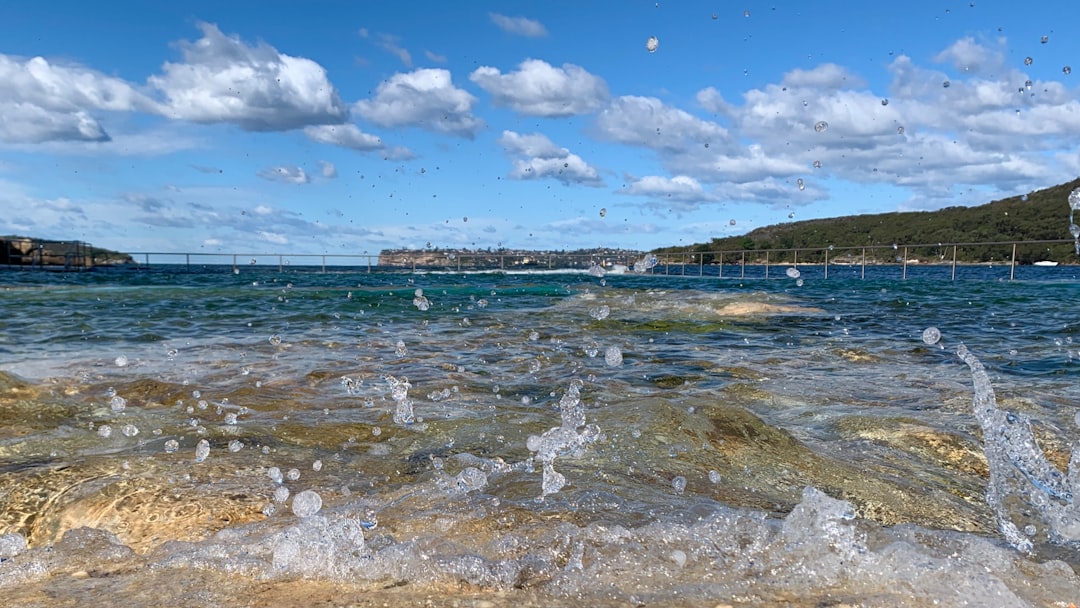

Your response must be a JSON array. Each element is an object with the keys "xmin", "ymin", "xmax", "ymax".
[{"xmin": 5, "ymin": 238, "xmax": 1076, "ymax": 280}]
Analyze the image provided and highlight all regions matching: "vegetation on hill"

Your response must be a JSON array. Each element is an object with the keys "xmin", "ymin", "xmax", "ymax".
[{"xmin": 653, "ymin": 177, "xmax": 1080, "ymax": 265}]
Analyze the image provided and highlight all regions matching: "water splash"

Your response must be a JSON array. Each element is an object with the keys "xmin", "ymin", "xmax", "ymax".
[
  {"xmin": 955, "ymin": 342, "xmax": 1080, "ymax": 554},
  {"xmin": 1068, "ymin": 187, "xmax": 1080, "ymax": 255},
  {"xmin": 526, "ymin": 380, "xmax": 602, "ymax": 497},
  {"xmin": 384, "ymin": 375, "xmax": 415, "ymax": 425}
]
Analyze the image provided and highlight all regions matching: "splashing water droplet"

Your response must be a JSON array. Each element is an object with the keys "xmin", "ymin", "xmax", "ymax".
[
  {"xmin": 881, "ymin": 98, "xmax": 889, "ymax": 106},
  {"xmin": 796, "ymin": 178, "xmax": 805, "ymax": 191},
  {"xmin": 291, "ymin": 490, "xmax": 322, "ymax": 518},
  {"xmin": 1040, "ymin": 35, "xmax": 1049, "ymax": 44},
  {"xmin": 164, "ymin": 439, "xmax": 179, "ymax": 454},
  {"xmin": 743, "ymin": 9, "xmax": 750, "ymax": 17},
  {"xmin": 1068, "ymin": 187, "xmax": 1080, "ymax": 211},
  {"xmin": 813, "ymin": 160, "xmax": 822, "ymax": 169},
  {"xmin": 1024, "ymin": 56, "xmax": 1033, "ymax": 66},
  {"xmin": 813, "ymin": 121, "xmax": 829, "ymax": 133},
  {"xmin": 897, "ymin": 125, "xmax": 906, "ymax": 135},
  {"xmin": 599, "ymin": 207, "xmax": 606, "ymax": 218},
  {"xmin": 785, "ymin": 267, "xmax": 801, "ymax": 279},
  {"xmin": 671, "ymin": 476, "xmax": 687, "ymax": 494},
  {"xmin": 1064, "ymin": 66, "xmax": 1072, "ymax": 75},
  {"xmin": 942, "ymin": 80, "xmax": 951, "ymax": 88},
  {"xmin": 645, "ymin": 36, "xmax": 659, "ymax": 52},
  {"xmin": 729, "ymin": 219, "xmax": 736, "ymax": 226},
  {"xmin": 110, "ymin": 395, "xmax": 127, "ymax": 412},
  {"xmin": 604, "ymin": 346, "xmax": 623, "ymax": 367},
  {"xmin": 1025, "ymin": 79, "xmax": 1033, "ymax": 91},
  {"xmin": 922, "ymin": 327, "xmax": 942, "ymax": 345},
  {"xmin": 194, "ymin": 439, "xmax": 210, "ymax": 463},
  {"xmin": 268, "ymin": 334, "xmax": 282, "ymax": 346}
]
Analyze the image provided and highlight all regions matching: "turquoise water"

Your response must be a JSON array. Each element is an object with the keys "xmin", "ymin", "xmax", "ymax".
[{"xmin": 1, "ymin": 266, "xmax": 1079, "ymax": 606}]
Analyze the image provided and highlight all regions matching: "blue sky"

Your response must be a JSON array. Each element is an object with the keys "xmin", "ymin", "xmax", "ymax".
[{"xmin": 1, "ymin": 1, "xmax": 1078, "ymax": 255}]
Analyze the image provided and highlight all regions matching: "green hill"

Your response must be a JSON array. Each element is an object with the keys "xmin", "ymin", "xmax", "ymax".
[{"xmin": 654, "ymin": 177, "xmax": 1080, "ymax": 265}]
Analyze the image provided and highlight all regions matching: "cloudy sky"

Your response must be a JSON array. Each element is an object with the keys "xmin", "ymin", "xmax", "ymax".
[{"xmin": 1, "ymin": 1, "xmax": 1077, "ymax": 255}]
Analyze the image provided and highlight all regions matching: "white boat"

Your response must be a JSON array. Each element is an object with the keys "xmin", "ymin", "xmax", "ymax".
[{"xmin": 1033, "ymin": 260, "xmax": 1059, "ymax": 267}]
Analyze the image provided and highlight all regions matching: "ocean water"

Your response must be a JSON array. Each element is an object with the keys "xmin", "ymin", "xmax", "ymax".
[{"xmin": 1, "ymin": 264, "xmax": 1079, "ymax": 606}]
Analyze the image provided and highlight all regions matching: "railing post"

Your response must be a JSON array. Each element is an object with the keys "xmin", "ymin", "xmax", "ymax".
[
  {"xmin": 1010, "ymin": 243, "xmax": 1016, "ymax": 281},
  {"xmin": 902, "ymin": 246, "xmax": 908, "ymax": 280},
  {"xmin": 186, "ymin": 253, "xmax": 190, "ymax": 273},
  {"xmin": 322, "ymin": 255, "xmax": 327, "ymax": 273},
  {"xmin": 681, "ymin": 252, "xmax": 687, "ymax": 276},
  {"xmin": 699, "ymin": 253, "xmax": 704, "ymax": 277},
  {"xmin": 794, "ymin": 249, "xmax": 798, "ymax": 269},
  {"xmin": 764, "ymin": 251, "xmax": 769, "ymax": 279},
  {"xmin": 951, "ymin": 245, "xmax": 957, "ymax": 281},
  {"xmin": 824, "ymin": 248, "xmax": 829, "ymax": 279},
  {"xmin": 279, "ymin": 255, "xmax": 284, "ymax": 273},
  {"xmin": 740, "ymin": 251, "xmax": 745, "ymax": 279},
  {"xmin": 861, "ymin": 248, "xmax": 866, "ymax": 280},
  {"xmin": 719, "ymin": 251, "xmax": 724, "ymax": 279},
  {"xmin": 145, "ymin": 253, "xmax": 150, "ymax": 270},
  {"xmin": 232, "ymin": 254, "xmax": 237, "ymax": 274}
]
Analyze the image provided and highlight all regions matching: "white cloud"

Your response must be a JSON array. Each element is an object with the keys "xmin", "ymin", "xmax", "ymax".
[
  {"xmin": 257, "ymin": 231, "xmax": 289, "ymax": 245},
  {"xmin": 595, "ymin": 95, "xmax": 731, "ymax": 151},
  {"xmin": 304, "ymin": 124, "xmax": 383, "ymax": 150},
  {"xmin": 257, "ymin": 165, "xmax": 310, "ymax": 184},
  {"xmin": 319, "ymin": 160, "xmax": 337, "ymax": 178},
  {"xmin": 375, "ymin": 34, "xmax": 412, "ymax": 67},
  {"xmin": 424, "ymin": 50, "xmax": 447, "ymax": 63},
  {"xmin": 781, "ymin": 63, "xmax": 865, "ymax": 89},
  {"xmin": 149, "ymin": 22, "xmax": 347, "ymax": 131},
  {"xmin": 933, "ymin": 37, "xmax": 1005, "ymax": 75},
  {"xmin": 470, "ymin": 59, "xmax": 608, "ymax": 117},
  {"xmin": 489, "ymin": 13, "xmax": 548, "ymax": 38},
  {"xmin": 0, "ymin": 54, "xmax": 155, "ymax": 143},
  {"xmin": 354, "ymin": 68, "xmax": 482, "ymax": 137},
  {"xmin": 618, "ymin": 175, "xmax": 710, "ymax": 201},
  {"xmin": 497, "ymin": 130, "xmax": 603, "ymax": 187}
]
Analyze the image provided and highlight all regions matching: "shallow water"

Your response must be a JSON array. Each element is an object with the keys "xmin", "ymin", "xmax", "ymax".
[{"xmin": 1, "ymin": 265, "xmax": 1079, "ymax": 606}]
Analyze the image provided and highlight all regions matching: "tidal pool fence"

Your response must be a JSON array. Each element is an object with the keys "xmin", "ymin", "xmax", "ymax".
[{"xmin": 15, "ymin": 238, "xmax": 1077, "ymax": 281}]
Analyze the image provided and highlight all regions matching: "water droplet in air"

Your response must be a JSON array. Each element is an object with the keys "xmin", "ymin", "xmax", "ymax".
[
  {"xmin": 788, "ymin": 211, "xmax": 795, "ymax": 219},
  {"xmin": 164, "ymin": 439, "xmax": 179, "ymax": 453},
  {"xmin": 312, "ymin": 459, "xmax": 322, "ymax": 472},
  {"xmin": 292, "ymin": 490, "xmax": 323, "ymax": 518},
  {"xmin": 922, "ymin": 327, "xmax": 941, "ymax": 345},
  {"xmin": 599, "ymin": 207, "xmax": 606, "ymax": 218},
  {"xmin": 672, "ymin": 476, "xmax": 687, "ymax": 494},
  {"xmin": 796, "ymin": 178, "xmax": 805, "ymax": 191},
  {"xmin": 897, "ymin": 125, "xmax": 905, "ymax": 135},
  {"xmin": 942, "ymin": 80, "xmax": 951, "ymax": 88},
  {"xmin": 115, "ymin": 355, "xmax": 128, "ymax": 367},
  {"xmin": 711, "ymin": 13, "xmax": 718, "ymax": 19},
  {"xmin": 97, "ymin": 425, "xmax": 112, "ymax": 438},
  {"xmin": 1040, "ymin": 35, "xmax": 1049, "ymax": 44},
  {"xmin": 462, "ymin": 216, "xmax": 468, "ymax": 222},
  {"xmin": 1068, "ymin": 188, "xmax": 1080, "ymax": 210},
  {"xmin": 1024, "ymin": 56, "xmax": 1033, "ymax": 66},
  {"xmin": 121, "ymin": 424, "xmax": 138, "ymax": 437},
  {"xmin": 1070, "ymin": 224, "xmax": 1080, "ymax": 239},
  {"xmin": 1064, "ymin": 66, "xmax": 1072, "ymax": 75},
  {"xmin": 743, "ymin": 9, "xmax": 750, "ymax": 17},
  {"xmin": 268, "ymin": 334, "xmax": 282, "ymax": 346},
  {"xmin": 274, "ymin": 486, "xmax": 290, "ymax": 503},
  {"xmin": 813, "ymin": 121, "xmax": 829, "ymax": 133},
  {"xmin": 708, "ymin": 470, "xmax": 722, "ymax": 484},
  {"xmin": 228, "ymin": 439, "xmax": 243, "ymax": 452},
  {"xmin": 646, "ymin": 36, "xmax": 659, "ymax": 52},
  {"xmin": 194, "ymin": 439, "xmax": 210, "ymax": 463},
  {"xmin": 604, "ymin": 346, "xmax": 623, "ymax": 367},
  {"xmin": 729, "ymin": 219, "xmax": 736, "ymax": 226},
  {"xmin": 1025, "ymin": 79, "xmax": 1033, "ymax": 91},
  {"xmin": 881, "ymin": 98, "xmax": 889, "ymax": 106},
  {"xmin": 785, "ymin": 267, "xmax": 801, "ymax": 279},
  {"xmin": 813, "ymin": 160, "xmax": 822, "ymax": 169},
  {"xmin": 110, "ymin": 395, "xmax": 127, "ymax": 412}
]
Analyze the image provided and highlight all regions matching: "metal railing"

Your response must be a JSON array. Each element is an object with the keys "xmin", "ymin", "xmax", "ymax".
[{"xmin": 11, "ymin": 238, "xmax": 1075, "ymax": 280}]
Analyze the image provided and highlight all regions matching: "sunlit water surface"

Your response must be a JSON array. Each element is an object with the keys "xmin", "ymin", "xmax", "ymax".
[{"xmin": 1, "ymin": 265, "xmax": 1079, "ymax": 606}]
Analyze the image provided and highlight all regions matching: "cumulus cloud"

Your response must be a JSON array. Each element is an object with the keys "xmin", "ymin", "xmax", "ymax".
[
  {"xmin": 424, "ymin": 50, "xmax": 446, "ymax": 63},
  {"xmin": 257, "ymin": 231, "xmax": 289, "ymax": 245},
  {"xmin": 354, "ymin": 68, "xmax": 482, "ymax": 137},
  {"xmin": 489, "ymin": 13, "xmax": 548, "ymax": 38},
  {"xmin": 149, "ymin": 22, "xmax": 348, "ymax": 131},
  {"xmin": 933, "ymin": 37, "xmax": 1005, "ymax": 75},
  {"xmin": 497, "ymin": 130, "xmax": 603, "ymax": 187},
  {"xmin": 0, "ymin": 54, "xmax": 154, "ymax": 143},
  {"xmin": 304, "ymin": 124, "xmax": 383, "ymax": 150},
  {"xmin": 374, "ymin": 34, "xmax": 412, "ymax": 67},
  {"xmin": 470, "ymin": 59, "xmax": 609, "ymax": 117},
  {"xmin": 595, "ymin": 95, "xmax": 731, "ymax": 151},
  {"xmin": 258, "ymin": 165, "xmax": 310, "ymax": 184}
]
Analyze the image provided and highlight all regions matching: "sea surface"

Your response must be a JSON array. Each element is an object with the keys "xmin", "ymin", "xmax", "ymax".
[{"xmin": 1, "ymin": 263, "xmax": 1079, "ymax": 606}]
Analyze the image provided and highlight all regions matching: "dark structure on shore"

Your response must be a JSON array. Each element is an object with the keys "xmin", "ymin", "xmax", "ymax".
[{"xmin": 0, "ymin": 237, "xmax": 133, "ymax": 270}]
